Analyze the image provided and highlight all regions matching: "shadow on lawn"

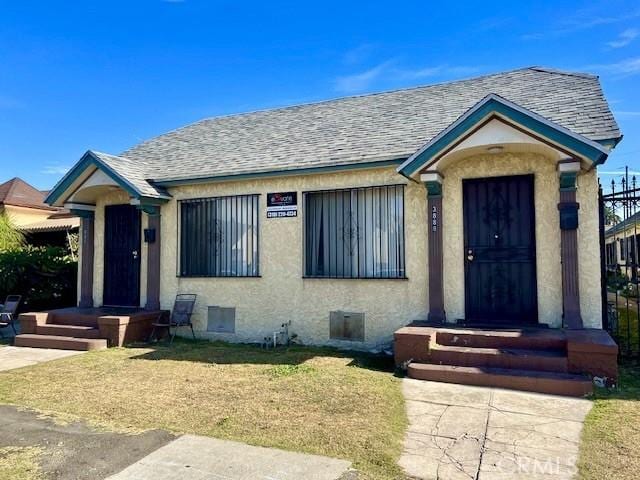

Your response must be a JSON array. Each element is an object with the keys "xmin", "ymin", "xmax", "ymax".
[{"xmin": 126, "ymin": 337, "xmax": 397, "ymax": 373}]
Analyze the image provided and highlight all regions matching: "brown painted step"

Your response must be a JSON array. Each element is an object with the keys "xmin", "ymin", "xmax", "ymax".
[
  {"xmin": 407, "ymin": 362, "xmax": 592, "ymax": 397},
  {"xmin": 36, "ymin": 324, "xmax": 102, "ymax": 339},
  {"xmin": 14, "ymin": 334, "xmax": 108, "ymax": 351},
  {"xmin": 429, "ymin": 345, "xmax": 569, "ymax": 373},
  {"xmin": 436, "ymin": 329, "xmax": 566, "ymax": 351}
]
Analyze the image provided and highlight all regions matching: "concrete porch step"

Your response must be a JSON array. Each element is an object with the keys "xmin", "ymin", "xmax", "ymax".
[
  {"xmin": 430, "ymin": 344, "xmax": 569, "ymax": 373},
  {"xmin": 14, "ymin": 334, "xmax": 108, "ymax": 351},
  {"xmin": 436, "ymin": 328, "xmax": 567, "ymax": 351},
  {"xmin": 36, "ymin": 324, "xmax": 102, "ymax": 339},
  {"xmin": 407, "ymin": 362, "xmax": 593, "ymax": 397}
]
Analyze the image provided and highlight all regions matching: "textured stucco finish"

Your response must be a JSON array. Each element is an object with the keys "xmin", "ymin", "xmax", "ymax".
[
  {"xmin": 82, "ymin": 156, "xmax": 603, "ymax": 346},
  {"xmin": 440, "ymin": 152, "xmax": 601, "ymax": 328},
  {"xmin": 158, "ymin": 167, "xmax": 428, "ymax": 348}
]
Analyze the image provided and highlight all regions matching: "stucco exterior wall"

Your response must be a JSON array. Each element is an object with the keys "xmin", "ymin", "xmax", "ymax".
[
  {"xmin": 3, "ymin": 205, "xmax": 52, "ymax": 227},
  {"xmin": 83, "ymin": 155, "xmax": 603, "ymax": 345},
  {"xmin": 440, "ymin": 152, "xmax": 601, "ymax": 328},
  {"xmin": 158, "ymin": 166, "xmax": 428, "ymax": 348}
]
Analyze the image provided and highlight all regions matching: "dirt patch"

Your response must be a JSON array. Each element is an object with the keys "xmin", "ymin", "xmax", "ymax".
[{"xmin": 0, "ymin": 405, "xmax": 174, "ymax": 479}]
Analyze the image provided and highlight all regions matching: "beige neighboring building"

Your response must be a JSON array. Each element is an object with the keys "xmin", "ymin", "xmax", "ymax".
[
  {"xmin": 0, "ymin": 177, "xmax": 79, "ymax": 246},
  {"xmin": 43, "ymin": 67, "xmax": 622, "ymax": 348}
]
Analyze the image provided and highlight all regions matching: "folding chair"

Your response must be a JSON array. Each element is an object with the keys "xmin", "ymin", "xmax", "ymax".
[
  {"xmin": 0, "ymin": 295, "xmax": 21, "ymax": 338},
  {"xmin": 148, "ymin": 294, "xmax": 197, "ymax": 344}
]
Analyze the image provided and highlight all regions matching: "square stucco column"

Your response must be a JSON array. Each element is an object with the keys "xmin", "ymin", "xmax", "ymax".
[
  {"xmin": 558, "ymin": 161, "xmax": 583, "ymax": 329},
  {"xmin": 78, "ymin": 212, "xmax": 95, "ymax": 308},
  {"xmin": 422, "ymin": 172, "xmax": 446, "ymax": 324},
  {"xmin": 144, "ymin": 207, "xmax": 161, "ymax": 311}
]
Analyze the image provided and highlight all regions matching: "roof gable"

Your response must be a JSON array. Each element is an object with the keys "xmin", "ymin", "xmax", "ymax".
[
  {"xmin": 397, "ymin": 94, "xmax": 610, "ymax": 177},
  {"xmin": 0, "ymin": 177, "xmax": 58, "ymax": 211}
]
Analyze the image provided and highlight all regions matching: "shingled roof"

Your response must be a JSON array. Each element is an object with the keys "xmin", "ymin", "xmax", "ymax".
[
  {"xmin": 0, "ymin": 177, "xmax": 58, "ymax": 211},
  {"xmin": 47, "ymin": 66, "xmax": 622, "ymax": 205},
  {"xmin": 120, "ymin": 67, "xmax": 620, "ymax": 184}
]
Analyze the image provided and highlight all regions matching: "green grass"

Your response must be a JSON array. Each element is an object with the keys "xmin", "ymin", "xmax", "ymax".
[
  {"xmin": 0, "ymin": 447, "xmax": 43, "ymax": 480},
  {"xmin": 0, "ymin": 340, "xmax": 407, "ymax": 480},
  {"xmin": 579, "ymin": 363, "xmax": 640, "ymax": 480},
  {"xmin": 612, "ymin": 308, "xmax": 640, "ymax": 356}
]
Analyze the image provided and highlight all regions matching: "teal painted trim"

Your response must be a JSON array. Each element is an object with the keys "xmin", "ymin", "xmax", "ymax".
[
  {"xmin": 69, "ymin": 209, "xmax": 94, "ymax": 219},
  {"xmin": 45, "ymin": 150, "xmax": 142, "ymax": 205},
  {"xmin": 559, "ymin": 171, "xmax": 578, "ymax": 190},
  {"xmin": 152, "ymin": 158, "xmax": 406, "ymax": 187},
  {"xmin": 398, "ymin": 96, "xmax": 609, "ymax": 177},
  {"xmin": 138, "ymin": 204, "xmax": 161, "ymax": 215},
  {"xmin": 425, "ymin": 181, "xmax": 442, "ymax": 197}
]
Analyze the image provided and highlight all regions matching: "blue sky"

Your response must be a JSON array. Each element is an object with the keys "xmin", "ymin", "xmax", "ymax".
[{"xmin": 0, "ymin": 0, "xmax": 639, "ymax": 190}]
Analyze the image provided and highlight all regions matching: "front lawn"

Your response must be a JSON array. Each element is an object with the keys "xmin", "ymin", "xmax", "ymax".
[
  {"xmin": 0, "ymin": 341, "xmax": 407, "ymax": 480},
  {"xmin": 0, "ymin": 447, "xmax": 43, "ymax": 480},
  {"xmin": 579, "ymin": 364, "xmax": 640, "ymax": 480}
]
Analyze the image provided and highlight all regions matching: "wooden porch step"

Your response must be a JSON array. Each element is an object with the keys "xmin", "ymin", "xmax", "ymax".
[
  {"xmin": 14, "ymin": 334, "xmax": 108, "ymax": 351},
  {"xmin": 436, "ymin": 329, "xmax": 567, "ymax": 351},
  {"xmin": 429, "ymin": 345, "xmax": 569, "ymax": 373},
  {"xmin": 36, "ymin": 324, "xmax": 102, "ymax": 339},
  {"xmin": 407, "ymin": 363, "xmax": 592, "ymax": 397}
]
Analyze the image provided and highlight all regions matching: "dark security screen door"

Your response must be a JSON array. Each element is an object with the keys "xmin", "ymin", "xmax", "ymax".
[
  {"xmin": 463, "ymin": 175, "xmax": 537, "ymax": 325},
  {"xmin": 103, "ymin": 205, "xmax": 141, "ymax": 307}
]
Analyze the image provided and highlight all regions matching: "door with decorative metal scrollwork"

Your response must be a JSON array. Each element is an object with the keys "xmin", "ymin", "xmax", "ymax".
[{"xmin": 463, "ymin": 175, "xmax": 538, "ymax": 325}]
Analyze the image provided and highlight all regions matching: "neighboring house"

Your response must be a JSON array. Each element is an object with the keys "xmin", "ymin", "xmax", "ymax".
[
  {"xmin": 0, "ymin": 177, "xmax": 79, "ymax": 248},
  {"xmin": 605, "ymin": 211, "xmax": 640, "ymax": 274},
  {"xmin": 43, "ymin": 67, "xmax": 622, "ymax": 348}
]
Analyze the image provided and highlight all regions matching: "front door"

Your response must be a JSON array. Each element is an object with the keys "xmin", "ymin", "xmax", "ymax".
[
  {"xmin": 463, "ymin": 175, "xmax": 538, "ymax": 325},
  {"xmin": 103, "ymin": 205, "xmax": 141, "ymax": 307}
]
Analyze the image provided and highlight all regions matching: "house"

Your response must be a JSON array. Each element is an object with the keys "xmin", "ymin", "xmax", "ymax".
[
  {"xmin": 18, "ymin": 67, "xmax": 623, "ymax": 394},
  {"xmin": 604, "ymin": 210, "xmax": 640, "ymax": 277},
  {"xmin": 0, "ymin": 177, "xmax": 79, "ymax": 248}
]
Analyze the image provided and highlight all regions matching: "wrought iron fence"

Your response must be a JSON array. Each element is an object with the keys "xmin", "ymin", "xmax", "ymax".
[{"xmin": 599, "ymin": 167, "xmax": 640, "ymax": 358}]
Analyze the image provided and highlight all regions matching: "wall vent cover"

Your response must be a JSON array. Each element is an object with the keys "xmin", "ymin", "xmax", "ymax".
[
  {"xmin": 329, "ymin": 311, "xmax": 364, "ymax": 341},
  {"xmin": 207, "ymin": 306, "xmax": 236, "ymax": 333}
]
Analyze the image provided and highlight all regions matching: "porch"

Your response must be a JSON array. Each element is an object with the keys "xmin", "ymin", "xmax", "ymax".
[
  {"xmin": 16, "ymin": 307, "xmax": 167, "ymax": 350},
  {"xmin": 394, "ymin": 323, "xmax": 618, "ymax": 397}
]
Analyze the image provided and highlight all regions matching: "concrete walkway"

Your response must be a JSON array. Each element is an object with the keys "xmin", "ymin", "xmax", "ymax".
[
  {"xmin": 107, "ymin": 435, "xmax": 352, "ymax": 480},
  {"xmin": 400, "ymin": 379, "xmax": 592, "ymax": 480},
  {"xmin": 0, "ymin": 345, "xmax": 83, "ymax": 371}
]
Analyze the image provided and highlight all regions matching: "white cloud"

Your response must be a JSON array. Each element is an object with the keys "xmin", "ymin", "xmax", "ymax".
[
  {"xmin": 522, "ymin": 9, "xmax": 640, "ymax": 40},
  {"xmin": 334, "ymin": 61, "xmax": 482, "ymax": 93},
  {"xmin": 41, "ymin": 164, "xmax": 71, "ymax": 175},
  {"xmin": 342, "ymin": 44, "xmax": 375, "ymax": 65},
  {"xmin": 586, "ymin": 57, "xmax": 640, "ymax": 76},
  {"xmin": 607, "ymin": 28, "xmax": 640, "ymax": 48},
  {"xmin": 334, "ymin": 61, "xmax": 395, "ymax": 93}
]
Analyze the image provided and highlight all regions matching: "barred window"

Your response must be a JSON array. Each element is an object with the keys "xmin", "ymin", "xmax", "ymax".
[
  {"xmin": 304, "ymin": 185, "xmax": 406, "ymax": 278},
  {"xmin": 179, "ymin": 195, "xmax": 259, "ymax": 277}
]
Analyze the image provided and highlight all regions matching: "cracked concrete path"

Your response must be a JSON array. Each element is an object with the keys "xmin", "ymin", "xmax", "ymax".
[{"xmin": 400, "ymin": 379, "xmax": 592, "ymax": 480}]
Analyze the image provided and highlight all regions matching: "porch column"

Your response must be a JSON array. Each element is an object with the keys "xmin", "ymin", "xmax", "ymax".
[
  {"xmin": 144, "ymin": 207, "xmax": 161, "ymax": 311},
  {"xmin": 422, "ymin": 172, "xmax": 446, "ymax": 323},
  {"xmin": 558, "ymin": 160, "xmax": 583, "ymax": 328},
  {"xmin": 78, "ymin": 212, "xmax": 95, "ymax": 308}
]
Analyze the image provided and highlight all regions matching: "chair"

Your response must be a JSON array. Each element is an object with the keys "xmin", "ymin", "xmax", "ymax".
[
  {"xmin": 148, "ymin": 294, "xmax": 197, "ymax": 344},
  {"xmin": 0, "ymin": 295, "xmax": 22, "ymax": 338}
]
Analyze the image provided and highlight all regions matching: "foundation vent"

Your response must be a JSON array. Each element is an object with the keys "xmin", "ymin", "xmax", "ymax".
[
  {"xmin": 329, "ymin": 311, "xmax": 365, "ymax": 342},
  {"xmin": 207, "ymin": 306, "xmax": 236, "ymax": 333}
]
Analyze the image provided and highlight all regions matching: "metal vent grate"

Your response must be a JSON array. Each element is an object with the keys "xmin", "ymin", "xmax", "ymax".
[
  {"xmin": 329, "ymin": 311, "xmax": 364, "ymax": 341},
  {"xmin": 207, "ymin": 306, "xmax": 236, "ymax": 333}
]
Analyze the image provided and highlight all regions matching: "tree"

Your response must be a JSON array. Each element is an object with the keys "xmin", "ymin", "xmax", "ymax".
[
  {"xmin": 0, "ymin": 213, "xmax": 25, "ymax": 252},
  {"xmin": 605, "ymin": 206, "xmax": 621, "ymax": 226}
]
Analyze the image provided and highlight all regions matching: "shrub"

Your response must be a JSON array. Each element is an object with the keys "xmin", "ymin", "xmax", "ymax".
[{"xmin": 0, "ymin": 246, "xmax": 77, "ymax": 311}]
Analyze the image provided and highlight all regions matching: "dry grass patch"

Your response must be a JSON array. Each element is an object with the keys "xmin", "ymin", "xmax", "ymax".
[
  {"xmin": 579, "ymin": 364, "xmax": 640, "ymax": 480},
  {"xmin": 0, "ymin": 340, "xmax": 407, "ymax": 479},
  {"xmin": 0, "ymin": 447, "xmax": 43, "ymax": 480}
]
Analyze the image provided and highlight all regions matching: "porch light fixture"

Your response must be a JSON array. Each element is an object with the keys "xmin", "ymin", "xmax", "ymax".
[{"xmin": 486, "ymin": 145, "xmax": 504, "ymax": 154}]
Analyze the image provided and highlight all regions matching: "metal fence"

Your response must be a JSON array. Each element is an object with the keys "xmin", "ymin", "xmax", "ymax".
[{"xmin": 599, "ymin": 167, "xmax": 640, "ymax": 358}]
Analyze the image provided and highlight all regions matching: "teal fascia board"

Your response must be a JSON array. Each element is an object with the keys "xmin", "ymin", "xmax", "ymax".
[
  {"xmin": 152, "ymin": 158, "xmax": 405, "ymax": 187},
  {"xmin": 398, "ymin": 96, "xmax": 610, "ymax": 177},
  {"xmin": 45, "ymin": 151, "xmax": 141, "ymax": 205}
]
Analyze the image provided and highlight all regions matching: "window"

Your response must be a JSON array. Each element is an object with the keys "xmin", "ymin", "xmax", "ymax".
[
  {"xmin": 304, "ymin": 185, "xmax": 405, "ymax": 278},
  {"xmin": 179, "ymin": 195, "xmax": 259, "ymax": 277}
]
